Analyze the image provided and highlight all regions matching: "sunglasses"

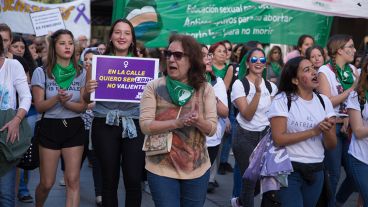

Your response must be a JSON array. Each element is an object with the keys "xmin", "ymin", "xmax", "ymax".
[
  {"xmin": 250, "ymin": 56, "xmax": 266, "ymax": 64},
  {"xmin": 164, "ymin": 50, "xmax": 187, "ymax": 61}
]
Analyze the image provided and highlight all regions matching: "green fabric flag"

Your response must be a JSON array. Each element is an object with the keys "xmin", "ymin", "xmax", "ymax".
[
  {"xmin": 270, "ymin": 62, "xmax": 281, "ymax": 77},
  {"xmin": 212, "ymin": 65, "xmax": 228, "ymax": 79},
  {"xmin": 166, "ymin": 76, "xmax": 194, "ymax": 106},
  {"xmin": 329, "ymin": 60, "xmax": 354, "ymax": 91},
  {"xmin": 113, "ymin": 0, "xmax": 332, "ymax": 47},
  {"xmin": 52, "ymin": 63, "xmax": 76, "ymax": 90}
]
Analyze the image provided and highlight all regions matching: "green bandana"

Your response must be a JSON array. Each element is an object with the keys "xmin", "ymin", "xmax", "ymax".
[
  {"xmin": 166, "ymin": 76, "xmax": 194, "ymax": 106},
  {"xmin": 52, "ymin": 63, "xmax": 76, "ymax": 89},
  {"xmin": 270, "ymin": 62, "xmax": 281, "ymax": 77},
  {"xmin": 329, "ymin": 60, "xmax": 354, "ymax": 90},
  {"xmin": 212, "ymin": 64, "xmax": 227, "ymax": 79}
]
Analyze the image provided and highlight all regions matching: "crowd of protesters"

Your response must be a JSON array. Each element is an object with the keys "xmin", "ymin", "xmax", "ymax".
[{"xmin": 1, "ymin": 18, "xmax": 368, "ymax": 207}]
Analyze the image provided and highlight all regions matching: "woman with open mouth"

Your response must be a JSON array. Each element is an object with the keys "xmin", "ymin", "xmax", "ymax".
[{"xmin": 268, "ymin": 56, "xmax": 336, "ymax": 207}]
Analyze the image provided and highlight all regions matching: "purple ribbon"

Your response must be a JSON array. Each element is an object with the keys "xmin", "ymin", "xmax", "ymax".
[{"xmin": 74, "ymin": 3, "xmax": 90, "ymax": 24}]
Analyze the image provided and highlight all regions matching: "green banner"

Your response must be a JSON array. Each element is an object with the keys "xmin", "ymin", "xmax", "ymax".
[{"xmin": 112, "ymin": 0, "xmax": 332, "ymax": 47}]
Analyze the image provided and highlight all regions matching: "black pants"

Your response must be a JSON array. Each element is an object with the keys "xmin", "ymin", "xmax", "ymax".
[
  {"xmin": 92, "ymin": 118, "xmax": 145, "ymax": 207},
  {"xmin": 208, "ymin": 145, "xmax": 220, "ymax": 165}
]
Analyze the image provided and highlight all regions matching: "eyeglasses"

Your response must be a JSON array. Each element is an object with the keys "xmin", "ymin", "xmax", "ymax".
[
  {"xmin": 250, "ymin": 56, "xmax": 266, "ymax": 64},
  {"xmin": 164, "ymin": 50, "xmax": 187, "ymax": 61}
]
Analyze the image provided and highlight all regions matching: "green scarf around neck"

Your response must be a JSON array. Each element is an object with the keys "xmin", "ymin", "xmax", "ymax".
[
  {"xmin": 52, "ymin": 62, "xmax": 76, "ymax": 89},
  {"xmin": 329, "ymin": 60, "xmax": 354, "ymax": 90},
  {"xmin": 270, "ymin": 62, "xmax": 281, "ymax": 77},
  {"xmin": 166, "ymin": 76, "xmax": 194, "ymax": 106},
  {"xmin": 212, "ymin": 64, "xmax": 227, "ymax": 79}
]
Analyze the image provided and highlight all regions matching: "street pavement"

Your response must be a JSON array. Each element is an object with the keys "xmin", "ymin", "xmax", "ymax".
[{"xmin": 18, "ymin": 155, "xmax": 358, "ymax": 207}]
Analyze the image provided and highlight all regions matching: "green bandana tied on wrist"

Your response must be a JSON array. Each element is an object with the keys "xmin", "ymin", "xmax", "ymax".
[
  {"xmin": 52, "ymin": 63, "xmax": 76, "ymax": 90},
  {"xmin": 166, "ymin": 76, "xmax": 194, "ymax": 106},
  {"xmin": 330, "ymin": 60, "xmax": 354, "ymax": 90},
  {"xmin": 270, "ymin": 62, "xmax": 281, "ymax": 77}
]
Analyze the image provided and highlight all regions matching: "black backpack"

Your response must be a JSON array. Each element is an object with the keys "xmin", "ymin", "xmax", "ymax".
[{"xmin": 240, "ymin": 76, "xmax": 272, "ymax": 96}]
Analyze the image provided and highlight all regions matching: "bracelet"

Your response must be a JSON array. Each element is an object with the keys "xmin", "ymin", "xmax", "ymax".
[{"xmin": 14, "ymin": 115, "xmax": 22, "ymax": 121}]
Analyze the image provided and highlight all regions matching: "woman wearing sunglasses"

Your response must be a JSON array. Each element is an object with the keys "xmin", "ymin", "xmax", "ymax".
[
  {"xmin": 139, "ymin": 34, "xmax": 217, "ymax": 207},
  {"xmin": 230, "ymin": 48, "xmax": 278, "ymax": 207},
  {"xmin": 83, "ymin": 19, "xmax": 145, "ymax": 207}
]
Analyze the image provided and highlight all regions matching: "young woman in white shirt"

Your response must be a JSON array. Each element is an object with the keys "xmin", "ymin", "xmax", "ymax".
[
  {"xmin": 346, "ymin": 58, "xmax": 368, "ymax": 206},
  {"xmin": 317, "ymin": 34, "xmax": 359, "ymax": 206},
  {"xmin": 268, "ymin": 56, "xmax": 336, "ymax": 207},
  {"xmin": 230, "ymin": 48, "xmax": 278, "ymax": 207}
]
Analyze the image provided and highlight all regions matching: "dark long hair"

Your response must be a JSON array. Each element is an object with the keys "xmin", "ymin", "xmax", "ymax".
[
  {"xmin": 245, "ymin": 48, "xmax": 266, "ymax": 76},
  {"xmin": 267, "ymin": 45, "xmax": 284, "ymax": 67},
  {"xmin": 297, "ymin": 34, "xmax": 314, "ymax": 53},
  {"xmin": 105, "ymin": 19, "xmax": 138, "ymax": 57},
  {"xmin": 305, "ymin": 45, "xmax": 325, "ymax": 60},
  {"xmin": 0, "ymin": 35, "xmax": 4, "ymax": 56},
  {"xmin": 166, "ymin": 34, "xmax": 206, "ymax": 90},
  {"xmin": 277, "ymin": 56, "xmax": 306, "ymax": 98},
  {"xmin": 356, "ymin": 55, "xmax": 368, "ymax": 104},
  {"xmin": 45, "ymin": 29, "xmax": 80, "ymax": 78},
  {"xmin": 11, "ymin": 35, "xmax": 36, "ymax": 71}
]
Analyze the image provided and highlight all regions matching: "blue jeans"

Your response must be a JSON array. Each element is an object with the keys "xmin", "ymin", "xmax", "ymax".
[
  {"xmin": 147, "ymin": 170, "xmax": 210, "ymax": 207},
  {"xmin": 324, "ymin": 123, "xmax": 355, "ymax": 206},
  {"xmin": 18, "ymin": 170, "xmax": 30, "ymax": 197},
  {"xmin": 232, "ymin": 162, "xmax": 242, "ymax": 198},
  {"xmin": 278, "ymin": 170, "xmax": 324, "ymax": 207},
  {"xmin": 348, "ymin": 154, "xmax": 368, "ymax": 206},
  {"xmin": 0, "ymin": 167, "xmax": 16, "ymax": 207},
  {"xmin": 220, "ymin": 106, "xmax": 235, "ymax": 163}
]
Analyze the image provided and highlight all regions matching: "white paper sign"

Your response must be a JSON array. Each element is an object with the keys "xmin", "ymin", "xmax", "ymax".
[
  {"xmin": 30, "ymin": 8, "xmax": 66, "ymax": 37},
  {"xmin": 0, "ymin": 0, "xmax": 91, "ymax": 39}
]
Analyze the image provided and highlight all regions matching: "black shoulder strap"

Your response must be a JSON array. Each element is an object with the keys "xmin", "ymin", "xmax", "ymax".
[
  {"xmin": 240, "ymin": 77, "xmax": 250, "ymax": 96},
  {"xmin": 264, "ymin": 78, "xmax": 272, "ymax": 94},
  {"xmin": 241, "ymin": 77, "xmax": 272, "ymax": 96},
  {"xmin": 287, "ymin": 95, "xmax": 292, "ymax": 112},
  {"xmin": 288, "ymin": 92, "xmax": 325, "ymax": 112},
  {"xmin": 315, "ymin": 92, "xmax": 325, "ymax": 110}
]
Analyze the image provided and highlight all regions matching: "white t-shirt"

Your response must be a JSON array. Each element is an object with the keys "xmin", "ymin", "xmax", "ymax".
[
  {"xmin": 31, "ymin": 67, "xmax": 86, "ymax": 119},
  {"xmin": 231, "ymin": 78, "xmax": 277, "ymax": 131},
  {"xmin": 346, "ymin": 91, "xmax": 368, "ymax": 165},
  {"xmin": 267, "ymin": 92, "xmax": 335, "ymax": 163},
  {"xmin": 206, "ymin": 77, "xmax": 227, "ymax": 147},
  {"xmin": 318, "ymin": 64, "xmax": 357, "ymax": 117},
  {"xmin": 0, "ymin": 59, "xmax": 31, "ymax": 111}
]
